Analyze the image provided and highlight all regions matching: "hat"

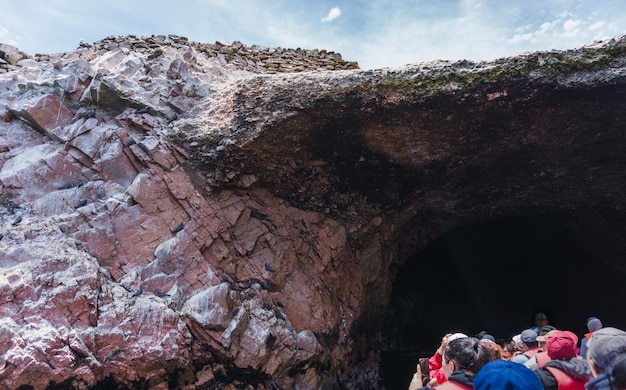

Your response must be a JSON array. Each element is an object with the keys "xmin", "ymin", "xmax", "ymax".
[
  {"xmin": 535, "ymin": 312, "xmax": 548, "ymax": 320},
  {"xmin": 521, "ymin": 329, "xmax": 538, "ymax": 343},
  {"xmin": 448, "ymin": 332, "xmax": 468, "ymax": 343},
  {"xmin": 588, "ymin": 327, "xmax": 626, "ymax": 370},
  {"xmin": 481, "ymin": 334, "xmax": 496, "ymax": 342},
  {"xmin": 512, "ymin": 334, "xmax": 523, "ymax": 348},
  {"xmin": 587, "ymin": 317, "xmax": 603, "ymax": 332},
  {"xmin": 537, "ymin": 329, "xmax": 558, "ymax": 342},
  {"xmin": 547, "ymin": 330, "xmax": 578, "ymax": 360},
  {"xmin": 474, "ymin": 359, "xmax": 542, "ymax": 390}
]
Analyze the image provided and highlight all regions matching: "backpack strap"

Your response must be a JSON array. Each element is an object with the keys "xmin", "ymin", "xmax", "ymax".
[
  {"xmin": 536, "ymin": 351, "xmax": 551, "ymax": 367},
  {"xmin": 523, "ymin": 348, "xmax": 542, "ymax": 359}
]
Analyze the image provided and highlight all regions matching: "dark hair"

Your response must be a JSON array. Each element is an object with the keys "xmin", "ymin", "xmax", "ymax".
[
  {"xmin": 480, "ymin": 340, "xmax": 502, "ymax": 360},
  {"xmin": 609, "ymin": 352, "xmax": 626, "ymax": 389},
  {"xmin": 525, "ymin": 341, "xmax": 539, "ymax": 349},
  {"xmin": 537, "ymin": 325, "xmax": 556, "ymax": 337},
  {"xmin": 444, "ymin": 337, "xmax": 493, "ymax": 379},
  {"xmin": 504, "ymin": 342, "xmax": 520, "ymax": 353}
]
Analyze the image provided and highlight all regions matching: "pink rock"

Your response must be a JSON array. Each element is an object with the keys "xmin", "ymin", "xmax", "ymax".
[
  {"xmin": 0, "ymin": 144, "xmax": 82, "ymax": 202},
  {"xmin": 9, "ymin": 92, "xmax": 74, "ymax": 140}
]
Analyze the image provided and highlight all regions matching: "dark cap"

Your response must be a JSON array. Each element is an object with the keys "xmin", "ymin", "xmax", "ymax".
[{"xmin": 535, "ymin": 312, "xmax": 547, "ymax": 320}]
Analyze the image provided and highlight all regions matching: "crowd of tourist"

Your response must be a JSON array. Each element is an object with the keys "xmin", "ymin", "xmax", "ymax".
[{"xmin": 407, "ymin": 314, "xmax": 626, "ymax": 390}]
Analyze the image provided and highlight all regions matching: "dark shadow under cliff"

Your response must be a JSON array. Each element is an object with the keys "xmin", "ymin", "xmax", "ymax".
[{"xmin": 380, "ymin": 211, "xmax": 626, "ymax": 389}]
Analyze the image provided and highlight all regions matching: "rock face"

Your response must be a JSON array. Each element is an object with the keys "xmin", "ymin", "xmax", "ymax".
[{"xmin": 1, "ymin": 34, "xmax": 626, "ymax": 389}]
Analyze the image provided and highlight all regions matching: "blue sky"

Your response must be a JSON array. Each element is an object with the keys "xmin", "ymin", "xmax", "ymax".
[{"xmin": 2, "ymin": 0, "xmax": 625, "ymax": 69}]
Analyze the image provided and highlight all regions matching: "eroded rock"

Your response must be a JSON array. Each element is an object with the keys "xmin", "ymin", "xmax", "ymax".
[{"xmin": 1, "ymin": 34, "xmax": 626, "ymax": 389}]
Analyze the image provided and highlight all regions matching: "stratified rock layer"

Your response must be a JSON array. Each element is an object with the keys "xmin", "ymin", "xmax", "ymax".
[{"xmin": 1, "ymin": 34, "xmax": 626, "ymax": 389}]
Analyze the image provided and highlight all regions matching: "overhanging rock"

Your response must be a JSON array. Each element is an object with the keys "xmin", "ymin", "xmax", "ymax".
[{"xmin": 0, "ymin": 34, "xmax": 625, "ymax": 389}]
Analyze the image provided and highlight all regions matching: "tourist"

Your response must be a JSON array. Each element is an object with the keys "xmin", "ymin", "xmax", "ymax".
[
  {"xmin": 585, "ymin": 327, "xmax": 626, "ymax": 390},
  {"xmin": 532, "ymin": 313, "xmax": 550, "ymax": 333},
  {"xmin": 427, "ymin": 332, "xmax": 469, "ymax": 386},
  {"xmin": 511, "ymin": 329, "xmax": 542, "ymax": 365},
  {"xmin": 512, "ymin": 333, "xmax": 524, "ymax": 350},
  {"xmin": 476, "ymin": 331, "xmax": 489, "ymax": 340},
  {"xmin": 537, "ymin": 325, "xmax": 557, "ymax": 348},
  {"xmin": 480, "ymin": 339, "xmax": 502, "ymax": 361},
  {"xmin": 580, "ymin": 317, "xmax": 604, "ymax": 360},
  {"xmin": 532, "ymin": 330, "xmax": 591, "ymax": 389},
  {"xmin": 474, "ymin": 359, "xmax": 542, "ymax": 390},
  {"xmin": 526, "ymin": 328, "xmax": 558, "ymax": 370},
  {"xmin": 409, "ymin": 337, "xmax": 493, "ymax": 390},
  {"xmin": 501, "ymin": 341, "xmax": 521, "ymax": 361}
]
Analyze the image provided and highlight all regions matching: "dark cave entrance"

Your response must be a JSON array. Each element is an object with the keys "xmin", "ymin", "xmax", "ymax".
[{"xmin": 379, "ymin": 213, "xmax": 626, "ymax": 390}]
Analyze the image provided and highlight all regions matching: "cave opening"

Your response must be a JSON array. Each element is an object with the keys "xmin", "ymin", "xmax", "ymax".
[{"xmin": 379, "ymin": 212, "xmax": 626, "ymax": 389}]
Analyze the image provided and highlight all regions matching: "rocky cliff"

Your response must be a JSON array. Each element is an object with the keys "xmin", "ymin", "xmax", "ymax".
[{"xmin": 1, "ymin": 34, "xmax": 626, "ymax": 389}]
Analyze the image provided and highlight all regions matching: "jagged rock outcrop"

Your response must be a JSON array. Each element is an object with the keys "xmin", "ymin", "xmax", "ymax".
[{"xmin": 1, "ymin": 34, "xmax": 626, "ymax": 389}]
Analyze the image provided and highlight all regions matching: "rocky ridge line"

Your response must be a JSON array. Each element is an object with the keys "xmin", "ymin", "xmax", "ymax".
[{"xmin": 1, "ymin": 34, "xmax": 359, "ymax": 75}]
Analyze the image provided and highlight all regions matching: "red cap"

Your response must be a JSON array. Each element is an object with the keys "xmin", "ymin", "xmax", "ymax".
[{"xmin": 547, "ymin": 330, "xmax": 578, "ymax": 360}]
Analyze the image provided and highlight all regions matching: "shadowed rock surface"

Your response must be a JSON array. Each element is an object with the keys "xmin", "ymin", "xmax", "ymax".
[{"xmin": 1, "ymin": 34, "xmax": 626, "ymax": 389}]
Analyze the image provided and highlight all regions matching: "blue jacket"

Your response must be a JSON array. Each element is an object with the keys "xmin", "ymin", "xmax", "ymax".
[
  {"xmin": 580, "ymin": 337, "xmax": 589, "ymax": 359},
  {"xmin": 585, "ymin": 373, "xmax": 611, "ymax": 390}
]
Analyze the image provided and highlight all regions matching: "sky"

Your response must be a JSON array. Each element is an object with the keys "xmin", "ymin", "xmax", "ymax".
[{"xmin": 2, "ymin": 0, "xmax": 625, "ymax": 70}]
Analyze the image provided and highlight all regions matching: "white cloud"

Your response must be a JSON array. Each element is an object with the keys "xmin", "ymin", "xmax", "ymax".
[
  {"xmin": 507, "ymin": 20, "xmax": 558, "ymax": 45},
  {"xmin": 563, "ymin": 19, "xmax": 582, "ymax": 31},
  {"xmin": 538, "ymin": 20, "xmax": 559, "ymax": 34},
  {"xmin": 562, "ymin": 19, "xmax": 582, "ymax": 37},
  {"xmin": 589, "ymin": 21, "xmax": 606, "ymax": 31},
  {"xmin": 461, "ymin": 0, "xmax": 483, "ymax": 13},
  {"xmin": 507, "ymin": 32, "xmax": 535, "ymax": 44},
  {"xmin": 321, "ymin": 7, "xmax": 341, "ymax": 23},
  {"xmin": 0, "ymin": 25, "xmax": 20, "ymax": 46},
  {"xmin": 515, "ymin": 24, "xmax": 534, "ymax": 33}
]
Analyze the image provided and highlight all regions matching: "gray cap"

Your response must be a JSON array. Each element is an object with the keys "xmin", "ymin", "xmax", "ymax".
[
  {"xmin": 521, "ymin": 329, "xmax": 538, "ymax": 343},
  {"xmin": 588, "ymin": 327, "xmax": 626, "ymax": 370},
  {"xmin": 587, "ymin": 317, "xmax": 603, "ymax": 332}
]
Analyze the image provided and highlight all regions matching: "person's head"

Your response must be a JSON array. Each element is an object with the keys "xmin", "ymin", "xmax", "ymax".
[
  {"xmin": 442, "ymin": 337, "xmax": 493, "ymax": 380},
  {"xmin": 476, "ymin": 330, "xmax": 488, "ymax": 339},
  {"xmin": 587, "ymin": 327, "xmax": 626, "ymax": 377},
  {"xmin": 546, "ymin": 330, "xmax": 578, "ymax": 360},
  {"xmin": 536, "ymin": 326, "xmax": 557, "ymax": 348},
  {"xmin": 480, "ymin": 339, "xmax": 502, "ymax": 360},
  {"xmin": 448, "ymin": 332, "xmax": 468, "ymax": 342},
  {"xmin": 520, "ymin": 329, "xmax": 539, "ymax": 350},
  {"xmin": 501, "ymin": 342, "xmax": 520, "ymax": 360},
  {"xmin": 534, "ymin": 312, "xmax": 548, "ymax": 328},
  {"xmin": 587, "ymin": 317, "xmax": 604, "ymax": 333},
  {"xmin": 537, "ymin": 325, "xmax": 556, "ymax": 337},
  {"xmin": 474, "ymin": 359, "xmax": 542, "ymax": 390}
]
